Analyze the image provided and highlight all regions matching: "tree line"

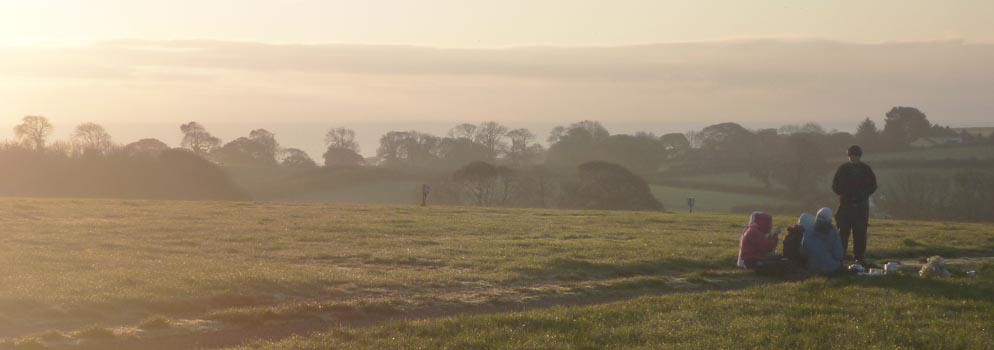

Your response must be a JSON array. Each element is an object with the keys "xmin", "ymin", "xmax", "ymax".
[
  {"xmin": 7, "ymin": 106, "xmax": 987, "ymax": 173},
  {"xmin": 3, "ymin": 106, "xmax": 992, "ymax": 218}
]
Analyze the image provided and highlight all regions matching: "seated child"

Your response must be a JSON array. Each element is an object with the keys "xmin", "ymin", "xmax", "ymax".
[
  {"xmin": 801, "ymin": 208, "xmax": 844, "ymax": 275},
  {"xmin": 782, "ymin": 213, "xmax": 815, "ymax": 268},
  {"xmin": 737, "ymin": 211, "xmax": 781, "ymax": 269}
]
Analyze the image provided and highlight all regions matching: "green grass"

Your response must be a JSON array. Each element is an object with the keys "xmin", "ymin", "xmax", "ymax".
[
  {"xmin": 238, "ymin": 274, "xmax": 994, "ymax": 350},
  {"xmin": 844, "ymin": 144, "xmax": 994, "ymax": 162},
  {"xmin": 137, "ymin": 316, "xmax": 171, "ymax": 330},
  {"xmin": 285, "ymin": 180, "xmax": 423, "ymax": 204},
  {"xmin": 73, "ymin": 326, "xmax": 115, "ymax": 340},
  {"xmin": 651, "ymin": 185, "xmax": 795, "ymax": 213},
  {"xmin": 0, "ymin": 198, "xmax": 992, "ymax": 349},
  {"xmin": 663, "ymin": 171, "xmax": 785, "ymax": 191}
]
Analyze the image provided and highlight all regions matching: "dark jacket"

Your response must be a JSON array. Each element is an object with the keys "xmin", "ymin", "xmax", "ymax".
[
  {"xmin": 782, "ymin": 225, "xmax": 806, "ymax": 266},
  {"xmin": 832, "ymin": 161, "xmax": 877, "ymax": 207}
]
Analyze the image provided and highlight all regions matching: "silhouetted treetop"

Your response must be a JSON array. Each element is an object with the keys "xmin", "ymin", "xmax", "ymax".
[
  {"xmin": 883, "ymin": 106, "xmax": 931, "ymax": 146},
  {"xmin": 660, "ymin": 133, "xmax": 690, "ymax": 152},
  {"xmin": 124, "ymin": 138, "xmax": 170, "ymax": 156},
  {"xmin": 71, "ymin": 123, "xmax": 114, "ymax": 154},
  {"xmin": 570, "ymin": 161, "xmax": 662, "ymax": 211},
  {"xmin": 280, "ymin": 148, "xmax": 317, "ymax": 168},
  {"xmin": 324, "ymin": 127, "xmax": 360, "ymax": 153},
  {"xmin": 180, "ymin": 122, "xmax": 222, "ymax": 155},
  {"xmin": 14, "ymin": 115, "xmax": 54, "ymax": 151},
  {"xmin": 323, "ymin": 147, "xmax": 364, "ymax": 167}
]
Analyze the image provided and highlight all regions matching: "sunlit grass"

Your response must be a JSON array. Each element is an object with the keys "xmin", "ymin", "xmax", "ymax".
[
  {"xmin": 0, "ymin": 198, "xmax": 992, "ymax": 348},
  {"xmin": 238, "ymin": 273, "xmax": 994, "ymax": 350}
]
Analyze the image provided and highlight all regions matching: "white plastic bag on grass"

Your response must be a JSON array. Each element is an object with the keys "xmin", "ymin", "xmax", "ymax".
[{"xmin": 918, "ymin": 256, "xmax": 952, "ymax": 278}]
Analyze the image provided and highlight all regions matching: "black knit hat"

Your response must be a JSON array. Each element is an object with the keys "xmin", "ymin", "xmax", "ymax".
[{"xmin": 847, "ymin": 145, "xmax": 863, "ymax": 156}]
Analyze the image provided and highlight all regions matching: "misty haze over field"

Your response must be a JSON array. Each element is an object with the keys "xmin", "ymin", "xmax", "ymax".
[{"xmin": 3, "ymin": 39, "xmax": 994, "ymax": 157}]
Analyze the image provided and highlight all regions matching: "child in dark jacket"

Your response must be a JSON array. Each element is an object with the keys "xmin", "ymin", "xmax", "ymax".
[{"xmin": 782, "ymin": 213, "xmax": 815, "ymax": 268}]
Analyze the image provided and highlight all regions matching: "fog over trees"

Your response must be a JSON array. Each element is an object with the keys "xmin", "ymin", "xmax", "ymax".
[{"xmin": 2, "ymin": 106, "xmax": 992, "ymax": 220}]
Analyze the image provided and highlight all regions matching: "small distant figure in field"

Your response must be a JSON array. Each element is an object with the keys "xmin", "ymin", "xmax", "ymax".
[
  {"xmin": 832, "ymin": 145, "xmax": 877, "ymax": 266},
  {"xmin": 800, "ymin": 208, "xmax": 844, "ymax": 276},
  {"xmin": 421, "ymin": 184, "xmax": 430, "ymax": 206}
]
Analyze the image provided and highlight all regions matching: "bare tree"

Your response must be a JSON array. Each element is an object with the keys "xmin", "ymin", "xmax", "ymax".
[
  {"xmin": 180, "ymin": 122, "xmax": 222, "ymax": 155},
  {"xmin": 506, "ymin": 128, "xmax": 543, "ymax": 165},
  {"xmin": 14, "ymin": 115, "xmax": 54, "ymax": 150},
  {"xmin": 71, "ymin": 123, "xmax": 114, "ymax": 154},
  {"xmin": 474, "ymin": 121, "xmax": 509, "ymax": 160},
  {"xmin": 248, "ymin": 129, "xmax": 280, "ymax": 162},
  {"xmin": 376, "ymin": 131, "xmax": 440, "ymax": 167},
  {"xmin": 447, "ymin": 123, "xmax": 478, "ymax": 140},
  {"xmin": 548, "ymin": 120, "xmax": 609, "ymax": 145},
  {"xmin": 324, "ymin": 127, "xmax": 360, "ymax": 153},
  {"xmin": 48, "ymin": 140, "xmax": 74, "ymax": 157},
  {"xmin": 453, "ymin": 161, "xmax": 515, "ymax": 206}
]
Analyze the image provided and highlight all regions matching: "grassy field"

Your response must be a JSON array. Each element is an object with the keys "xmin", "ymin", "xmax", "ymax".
[
  {"xmin": 282, "ymin": 180, "xmax": 423, "ymax": 204},
  {"xmin": 841, "ymin": 144, "xmax": 994, "ymax": 162},
  {"xmin": 661, "ymin": 171, "xmax": 784, "ymax": 190},
  {"xmin": 1, "ymin": 198, "xmax": 992, "ymax": 349},
  {"xmin": 651, "ymin": 185, "xmax": 795, "ymax": 213},
  {"xmin": 244, "ymin": 275, "xmax": 994, "ymax": 350}
]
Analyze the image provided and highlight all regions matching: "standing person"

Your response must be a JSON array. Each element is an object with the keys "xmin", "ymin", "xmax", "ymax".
[{"xmin": 831, "ymin": 145, "xmax": 877, "ymax": 265}]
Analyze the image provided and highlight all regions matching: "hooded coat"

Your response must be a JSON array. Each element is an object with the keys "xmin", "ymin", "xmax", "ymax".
[
  {"xmin": 801, "ymin": 208, "xmax": 844, "ymax": 274},
  {"xmin": 737, "ymin": 211, "xmax": 778, "ymax": 267}
]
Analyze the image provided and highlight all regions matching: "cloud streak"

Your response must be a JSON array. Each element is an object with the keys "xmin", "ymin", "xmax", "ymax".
[
  {"xmin": 5, "ymin": 39, "xmax": 993, "ymax": 83},
  {"xmin": 2, "ymin": 39, "xmax": 993, "ymax": 136}
]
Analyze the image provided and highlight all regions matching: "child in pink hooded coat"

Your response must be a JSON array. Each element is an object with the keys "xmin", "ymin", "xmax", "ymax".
[{"xmin": 737, "ymin": 211, "xmax": 781, "ymax": 269}]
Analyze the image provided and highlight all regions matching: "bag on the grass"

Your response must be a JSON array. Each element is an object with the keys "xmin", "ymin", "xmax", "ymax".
[{"xmin": 919, "ymin": 256, "xmax": 952, "ymax": 278}]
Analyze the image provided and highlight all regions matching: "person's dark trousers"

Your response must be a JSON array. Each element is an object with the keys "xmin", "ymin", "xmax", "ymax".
[{"xmin": 837, "ymin": 204, "xmax": 869, "ymax": 261}]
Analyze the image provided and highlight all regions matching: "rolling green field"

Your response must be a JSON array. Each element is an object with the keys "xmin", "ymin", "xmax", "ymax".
[
  {"xmin": 651, "ymin": 185, "xmax": 794, "ymax": 213},
  {"xmin": 281, "ymin": 180, "xmax": 424, "ymax": 204},
  {"xmin": 1, "ymin": 198, "xmax": 992, "ymax": 350},
  {"xmin": 838, "ymin": 144, "xmax": 994, "ymax": 162}
]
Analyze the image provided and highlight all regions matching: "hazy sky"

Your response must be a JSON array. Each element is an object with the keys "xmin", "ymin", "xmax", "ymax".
[
  {"xmin": 2, "ymin": 1, "xmax": 993, "ymax": 156},
  {"xmin": 3, "ymin": 1, "xmax": 993, "ymax": 46}
]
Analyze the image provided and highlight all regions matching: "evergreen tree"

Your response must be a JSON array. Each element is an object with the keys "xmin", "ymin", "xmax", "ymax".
[{"xmin": 855, "ymin": 118, "xmax": 878, "ymax": 141}]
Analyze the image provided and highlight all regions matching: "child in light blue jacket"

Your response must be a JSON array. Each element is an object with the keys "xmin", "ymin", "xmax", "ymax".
[{"xmin": 801, "ymin": 207, "xmax": 844, "ymax": 275}]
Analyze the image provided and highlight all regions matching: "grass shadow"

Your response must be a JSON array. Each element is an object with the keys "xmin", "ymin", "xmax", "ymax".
[
  {"xmin": 827, "ymin": 266, "xmax": 994, "ymax": 304},
  {"xmin": 512, "ymin": 257, "xmax": 728, "ymax": 282},
  {"xmin": 871, "ymin": 242, "xmax": 994, "ymax": 260}
]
